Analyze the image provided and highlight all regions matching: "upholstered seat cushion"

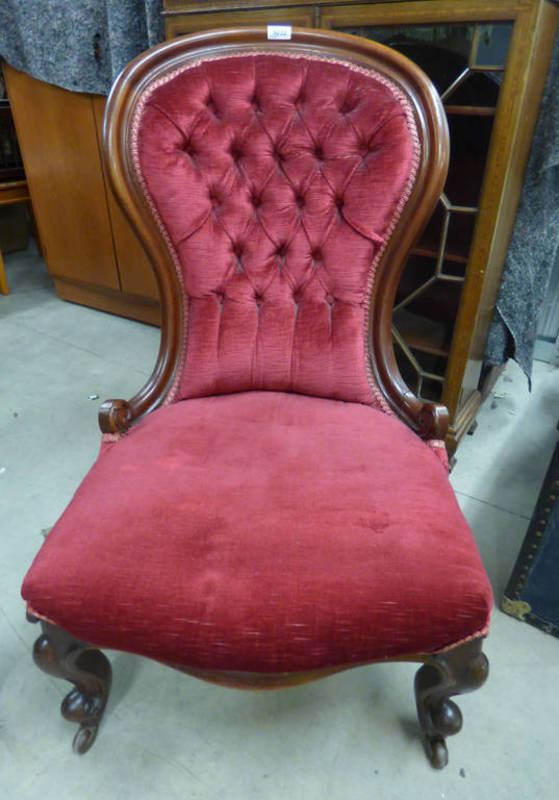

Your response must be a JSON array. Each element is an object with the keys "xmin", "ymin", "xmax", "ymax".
[{"xmin": 22, "ymin": 392, "xmax": 492, "ymax": 672}]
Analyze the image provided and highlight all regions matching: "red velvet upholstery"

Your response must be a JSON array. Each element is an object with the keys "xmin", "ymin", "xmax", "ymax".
[
  {"xmin": 133, "ymin": 53, "xmax": 418, "ymax": 405},
  {"xmin": 23, "ymin": 393, "xmax": 492, "ymax": 673}
]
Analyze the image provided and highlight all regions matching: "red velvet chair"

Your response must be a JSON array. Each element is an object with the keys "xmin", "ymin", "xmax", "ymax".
[{"xmin": 21, "ymin": 27, "xmax": 492, "ymax": 768}]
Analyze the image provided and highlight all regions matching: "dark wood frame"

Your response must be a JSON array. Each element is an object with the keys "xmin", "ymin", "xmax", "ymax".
[{"xmin": 30, "ymin": 28, "xmax": 489, "ymax": 767}]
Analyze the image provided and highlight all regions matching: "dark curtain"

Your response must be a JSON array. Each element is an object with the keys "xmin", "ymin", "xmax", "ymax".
[{"xmin": 484, "ymin": 34, "xmax": 559, "ymax": 381}]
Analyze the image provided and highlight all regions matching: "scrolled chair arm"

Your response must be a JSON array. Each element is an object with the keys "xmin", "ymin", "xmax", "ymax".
[
  {"xmin": 417, "ymin": 401, "xmax": 449, "ymax": 441},
  {"xmin": 99, "ymin": 399, "xmax": 133, "ymax": 435}
]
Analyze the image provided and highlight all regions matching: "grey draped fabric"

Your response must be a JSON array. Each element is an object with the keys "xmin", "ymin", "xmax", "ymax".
[
  {"xmin": 0, "ymin": 1, "xmax": 164, "ymax": 95},
  {"xmin": 484, "ymin": 34, "xmax": 559, "ymax": 381}
]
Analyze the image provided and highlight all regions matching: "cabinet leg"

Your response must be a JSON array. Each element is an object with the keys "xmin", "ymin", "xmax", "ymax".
[{"xmin": 467, "ymin": 421, "xmax": 478, "ymax": 436}]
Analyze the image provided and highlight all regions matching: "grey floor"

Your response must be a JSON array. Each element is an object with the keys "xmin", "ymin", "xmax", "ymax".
[{"xmin": 1, "ymin": 245, "xmax": 558, "ymax": 799}]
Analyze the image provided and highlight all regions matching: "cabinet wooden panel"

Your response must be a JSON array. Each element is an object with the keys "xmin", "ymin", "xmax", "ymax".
[
  {"xmin": 91, "ymin": 97, "xmax": 159, "ymax": 303},
  {"xmin": 165, "ymin": 6, "xmax": 314, "ymax": 37},
  {"xmin": 3, "ymin": 64, "xmax": 119, "ymax": 291},
  {"xmin": 3, "ymin": 63, "xmax": 161, "ymax": 325}
]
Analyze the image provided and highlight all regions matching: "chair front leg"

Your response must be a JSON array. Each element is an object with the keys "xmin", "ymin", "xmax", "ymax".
[
  {"xmin": 414, "ymin": 638, "xmax": 489, "ymax": 769},
  {"xmin": 29, "ymin": 615, "xmax": 112, "ymax": 754}
]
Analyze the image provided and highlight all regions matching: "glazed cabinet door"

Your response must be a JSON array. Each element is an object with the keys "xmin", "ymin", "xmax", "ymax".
[
  {"xmin": 322, "ymin": 4, "xmax": 514, "ymax": 406},
  {"xmin": 321, "ymin": 0, "xmax": 558, "ymax": 452}
]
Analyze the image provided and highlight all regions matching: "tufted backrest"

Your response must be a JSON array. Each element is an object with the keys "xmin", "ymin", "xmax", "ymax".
[{"xmin": 130, "ymin": 50, "xmax": 420, "ymax": 409}]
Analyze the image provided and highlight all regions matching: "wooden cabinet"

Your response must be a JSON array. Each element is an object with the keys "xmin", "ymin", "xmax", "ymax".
[
  {"xmin": 2, "ymin": 64, "xmax": 160, "ymax": 325},
  {"xmin": 163, "ymin": 0, "xmax": 558, "ymax": 455}
]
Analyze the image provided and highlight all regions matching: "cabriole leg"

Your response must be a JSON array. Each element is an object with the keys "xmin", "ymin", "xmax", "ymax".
[
  {"xmin": 414, "ymin": 638, "xmax": 489, "ymax": 769},
  {"xmin": 29, "ymin": 615, "xmax": 112, "ymax": 754}
]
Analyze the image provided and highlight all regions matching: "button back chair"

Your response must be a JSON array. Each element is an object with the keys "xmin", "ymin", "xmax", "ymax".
[{"xmin": 21, "ymin": 27, "xmax": 492, "ymax": 769}]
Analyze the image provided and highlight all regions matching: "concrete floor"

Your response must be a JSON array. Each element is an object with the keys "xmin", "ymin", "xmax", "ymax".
[{"xmin": 1, "ymin": 245, "xmax": 558, "ymax": 799}]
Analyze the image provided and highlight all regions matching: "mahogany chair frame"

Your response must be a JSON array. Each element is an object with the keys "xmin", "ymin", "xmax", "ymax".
[{"xmin": 29, "ymin": 28, "xmax": 488, "ymax": 769}]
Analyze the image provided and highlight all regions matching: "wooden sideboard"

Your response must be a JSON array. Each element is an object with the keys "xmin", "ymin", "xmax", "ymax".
[
  {"xmin": 2, "ymin": 64, "xmax": 160, "ymax": 325},
  {"xmin": 4, "ymin": 0, "xmax": 558, "ymax": 454}
]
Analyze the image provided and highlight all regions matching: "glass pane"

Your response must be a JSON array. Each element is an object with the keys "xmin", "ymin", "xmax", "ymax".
[
  {"xmin": 475, "ymin": 23, "xmax": 513, "ymax": 67},
  {"xmin": 413, "ymin": 204, "xmax": 476, "ymax": 264},
  {"xmin": 397, "ymin": 257, "xmax": 463, "ymax": 324},
  {"xmin": 420, "ymin": 375, "xmax": 445, "ymax": 401},
  {"xmin": 446, "ymin": 72, "xmax": 500, "ymax": 107},
  {"xmin": 438, "ymin": 258, "xmax": 466, "ymax": 280},
  {"xmin": 413, "ymin": 202, "xmax": 445, "ymax": 258},
  {"xmin": 446, "ymin": 212, "xmax": 476, "ymax": 263},
  {"xmin": 394, "ymin": 340, "xmax": 422, "ymax": 396},
  {"xmin": 396, "ymin": 254, "xmax": 435, "ymax": 308},
  {"xmin": 394, "ymin": 307, "xmax": 452, "ymax": 355},
  {"xmin": 445, "ymin": 115, "xmax": 494, "ymax": 206},
  {"xmin": 334, "ymin": 24, "xmax": 474, "ymax": 94},
  {"xmin": 393, "ymin": 337, "xmax": 446, "ymax": 402}
]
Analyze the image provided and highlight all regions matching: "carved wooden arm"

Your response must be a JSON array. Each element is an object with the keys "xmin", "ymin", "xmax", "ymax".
[
  {"xmin": 99, "ymin": 399, "xmax": 133, "ymax": 435},
  {"xmin": 99, "ymin": 394, "xmax": 448, "ymax": 441},
  {"xmin": 417, "ymin": 401, "xmax": 449, "ymax": 441}
]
